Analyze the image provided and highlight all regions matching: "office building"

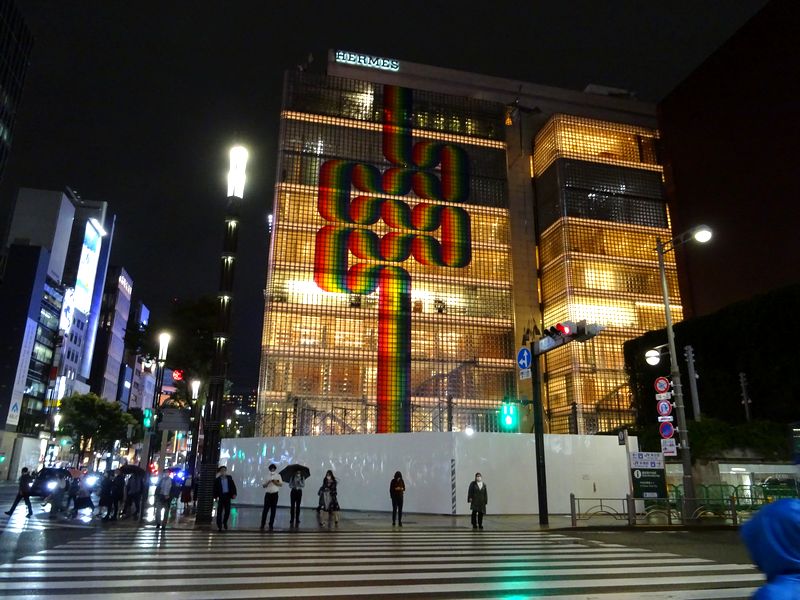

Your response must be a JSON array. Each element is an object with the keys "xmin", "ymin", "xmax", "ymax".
[
  {"xmin": 0, "ymin": 0, "xmax": 32, "ymax": 184},
  {"xmin": 257, "ymin": 51, "xmax": 680, "ymax": 435},
  {"xmin": 89, "ymin": 266, "xmax": 133, "ymax": 406}
]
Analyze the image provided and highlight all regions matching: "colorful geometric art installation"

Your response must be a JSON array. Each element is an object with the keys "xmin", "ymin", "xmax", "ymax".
[{"xmin": 314, "ymin": 85, "xmax": 472, "ymax": 433}]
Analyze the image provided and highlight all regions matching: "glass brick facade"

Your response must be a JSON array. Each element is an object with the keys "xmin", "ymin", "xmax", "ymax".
[
  {"xmin": 258, "ymin": 73, "xmax": 515, "ymax": 435},
  {"xmin": 533, "ymin": 115, "xmax": 682, "ymax": 434}
]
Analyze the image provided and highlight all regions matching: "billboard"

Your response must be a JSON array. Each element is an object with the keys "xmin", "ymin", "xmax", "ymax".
[{"xmin": 73, "ymin": 220, "xmax": 103, "ymax": 314}]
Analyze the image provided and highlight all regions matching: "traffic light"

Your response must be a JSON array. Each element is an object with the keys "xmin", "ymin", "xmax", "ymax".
[
  {"xmin": 143, "ymin": 408, "xmax": 153, "ymax": 429},
  {"xmin": 575, "ymin": 320, "xmax": 604, "ymax": 342},
  {"xmin": 499, "ymin": 402, "xmax": 519, "ymax": 431}
]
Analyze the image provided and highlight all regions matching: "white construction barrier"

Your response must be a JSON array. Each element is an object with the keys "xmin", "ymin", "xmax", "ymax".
[{"xmin": 221, "ymin": 431, "xmax": 637, "ymax": 515}]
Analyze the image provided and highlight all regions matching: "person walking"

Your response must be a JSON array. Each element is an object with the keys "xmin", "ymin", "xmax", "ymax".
[
  {"xmin": 70, "ymin": 476, "xmax": 95, "ymax": 518},
  {"xmin": 467, "ymin": 472, "xmax": 488, "ymax": 530},
  {"xmin": 49, "ymin": 473, "xmax": 68, "ymax": 520},
  {"xmin": 105, "ymin": 469, "xmax": 125, "ymax": 521},
  {"xmin": 741, "ymin": 497, "xmax": 800, "ymax": 598},
  {"xmin": 213, "ymin": 466, "xmax": 237, "ymax": 531},
  {"xmin": 66, "ymin": 476, "xmax": 80, "ymax": 514},
  {"xmin": 288, "ymin": 470, "xmax": 305, "ymax": 527},
  {"xmin": 154, "ymin": 470, "xmax": 173, "ymax": 528},
  {"xmin": 390, "ymin": 471, "xmax": 405, "ymax": 527},
  {"xmin": 123, "ymin": 472, "xmax": 143, "ymax": 518},
  {"xmin": 180, "ymin": 473, "xmax": 193, "ymax": 514},
  {"xmin": 316, "ymin": 470, "xmax": 340, "ymax": 527},
  {"xmin": 5, "ymin": 467, "xmax": 33, "ymax": 517},
  {"xmin": 260, "ymin": 463, "xmax": 282, "ymax": 531},
  {"xmin": 98, "ymin": 471, "xmax": 113, "ymax": 519}
]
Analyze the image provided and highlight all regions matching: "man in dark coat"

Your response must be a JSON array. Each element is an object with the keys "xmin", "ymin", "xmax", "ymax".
[
  {"xmin": 213, "ymin": 466, "xmax": 237, "ymax": 531},
  {"xmin": 467, "ymin": 472, "xmax": 488, "ymax": 530},
  {"xmin": 105, "ymin": 469, "xmax": 125, "ymax": 521},
  {"xmin": 5, "ymin": 467, "xmax": 33, "ymax": 517}
]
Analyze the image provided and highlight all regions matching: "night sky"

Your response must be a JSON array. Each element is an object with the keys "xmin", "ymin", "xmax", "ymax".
[{"xmin": 0, "ymin": 1, "xmax": 767, "ymax": 388}]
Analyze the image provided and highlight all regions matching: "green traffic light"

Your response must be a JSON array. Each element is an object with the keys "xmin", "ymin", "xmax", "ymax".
[{"xmin": 499, "ymin": 402, "xmax": 518, "ymax": 431}]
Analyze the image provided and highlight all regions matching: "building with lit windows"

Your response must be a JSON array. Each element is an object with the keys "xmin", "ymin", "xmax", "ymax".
[{"xmin": 257, "ymin": 51, "xmax": 679, "ymax": 436}]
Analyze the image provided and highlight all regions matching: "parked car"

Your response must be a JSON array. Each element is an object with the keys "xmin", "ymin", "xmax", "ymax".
[{"xmin": 28, "ymin": 468, "xmax": 73, "ymax": 497}]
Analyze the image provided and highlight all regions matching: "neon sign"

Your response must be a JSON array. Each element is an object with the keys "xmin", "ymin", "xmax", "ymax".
[
  {"xmin": 314, "ymin": 85, "xmax": 471, "ymax": 433},
  {"xmin": 334, "ymin": 50, "xmax": 400, "ymax": 72}
]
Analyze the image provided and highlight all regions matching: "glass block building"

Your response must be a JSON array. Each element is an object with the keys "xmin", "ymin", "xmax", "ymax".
[
  {"xmin": 533, "ymin": 115, "xmax": 678, "ymax": 433},
  {"xmin": 258, "ymin": 52, "xmax": 680, "ymax": 436},
  {"xmin": 259, "ymin": 72, "xmax": 515, "ymax": 436}
]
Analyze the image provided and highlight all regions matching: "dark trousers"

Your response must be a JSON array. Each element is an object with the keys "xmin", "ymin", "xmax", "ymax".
[
  {"xmin": 290, "ymin": 489, "xmax": 302, "ymax": 524},
  {"xmin": 124, "ymin": 493, "xmax": 141, "ymax": 517},
  {"xmin": 106, "ymin": 497, "xmax": 122, "ymax": 519},
  {"xmin": 471, "ymin": 510, "xmax": 484, "ymax": 527},
  {"xmin": 261, "ymin": 492, "xmax": 279, "ymax": 528},
  {"xmin": 216, "ymin": 495, "xmax": 232, "ymax": 529},
  {"xmin": 391, "ymin": 494, "xmax": 403, "ymax": 524},
  {"xmin": 8, "ymin": 493, "xmax": 32, "ymax": 515}
]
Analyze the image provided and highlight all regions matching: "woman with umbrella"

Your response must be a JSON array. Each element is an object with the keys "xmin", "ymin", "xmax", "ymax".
[
  {"xmin": 280, "ymin": 464, "xmax": 310, "ymax": 528},
  {"xmin": 316, "ymin": 469, "xmax": 340, "ymax": 527}
]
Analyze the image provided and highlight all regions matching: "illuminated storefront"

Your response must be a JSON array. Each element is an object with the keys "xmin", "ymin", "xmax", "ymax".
[
  {"xmin": 533, "ymin": 115, "xmax": 681, "ymax": 434},
  {"xmin": 259, "ymin": 73, "xmax": 515, "ymax": 435}
]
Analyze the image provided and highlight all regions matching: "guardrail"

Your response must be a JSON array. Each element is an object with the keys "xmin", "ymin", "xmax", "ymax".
[{"xmin": 569, "ymin": 493, "xmax": 758, "ymax": 527}]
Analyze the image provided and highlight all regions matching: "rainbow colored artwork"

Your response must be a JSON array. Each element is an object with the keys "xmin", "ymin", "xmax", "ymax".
[{"xmin": 314, "ymin": 85, "xmax": 472, "ymax": 433}]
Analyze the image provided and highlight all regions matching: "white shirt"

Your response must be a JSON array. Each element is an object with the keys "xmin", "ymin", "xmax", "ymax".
[{"xmin": 263, "ymin": 472, "xmax": 282, "ymax": 493}]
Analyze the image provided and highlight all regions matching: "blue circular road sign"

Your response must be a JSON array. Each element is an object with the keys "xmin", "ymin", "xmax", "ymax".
[
  {"xmin": 659, "ymin": 421, "xmax": 675, "ymax": 439},
  {"xmin": 517, "ymin": 347, "xmax": 532, "ymax": 370}
]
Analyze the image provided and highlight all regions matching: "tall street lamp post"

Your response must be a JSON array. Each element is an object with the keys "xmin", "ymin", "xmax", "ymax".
[
  {"xmin": 655, "ymin": 224, "xmax": 711, "ymax": 512},
  {"xmin": 186, "ymin": 379, "xmax": 202, "ymax": 488},
  {"xmin": 196, "ymin": 145, "xmax": 248, "ymax": 525},
  {"xmin": 140, "ymin": 331, "xmax": 170, "ymax": 522}
]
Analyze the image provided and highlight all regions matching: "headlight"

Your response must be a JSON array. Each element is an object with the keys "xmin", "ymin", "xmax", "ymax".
[
  {"xmin": 85, "ymin": 476, "xmax": 98, "ymax": 486},
  {"xmin": 46, "ymin": 481, "xmax": 57, "ymax": 491}
]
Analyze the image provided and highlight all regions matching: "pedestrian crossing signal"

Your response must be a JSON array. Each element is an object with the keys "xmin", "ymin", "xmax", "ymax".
[
  {"xmin": 143, "ymin": 408, "xmax": 153, "ymax": 429},
  {"xmin": 499, "ymin": 402, "xmax": 518, "ymax": 431}
]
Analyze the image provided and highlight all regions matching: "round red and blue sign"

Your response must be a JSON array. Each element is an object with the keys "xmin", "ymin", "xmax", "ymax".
[
  {"xmin": 659, "ymin": 421, "xmax": 675, "ymax": 439},
  {"xmin": 654, "ymin": 377, "xmax": 670, "ymax": 394},
  {"xmin": 656, "ymin": 400, "xmax": 673, "ymax": 416}
]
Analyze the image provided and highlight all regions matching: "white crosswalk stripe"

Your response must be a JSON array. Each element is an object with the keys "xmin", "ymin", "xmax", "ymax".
[{"xmin": 0, "ymin": 529, "xmax": 762, "ymax": 599}]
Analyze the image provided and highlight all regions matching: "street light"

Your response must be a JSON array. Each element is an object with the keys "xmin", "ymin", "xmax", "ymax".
[
  {"xmin": 52, "ymin": 412, "xmax": 62, "ymax": 432},
  {"xmin": 655, "ymin": 224, "xmax": 711, "ymax": 511},
  {"xmin": 196, "ymin": 144, "xmax": 248, "ymax": 526}
]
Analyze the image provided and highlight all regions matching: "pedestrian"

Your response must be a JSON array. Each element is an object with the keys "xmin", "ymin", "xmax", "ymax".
[
  {"xmin": 66, "ymin": 476, "xmax": 80, "ymax": 514},
  {"xmin": 105, "ymin": 468, "xmax": 125, "ymax": 521},
  {"xmin": 289, "ymin": 470, "xmax": 305, "ymax": 527},
  {"xmin": 741, "ymin": 498, "xmax": 800, "ymax": 598},
  {"xmin": 4, "ymin": 467, "xmax": 33, "ymax": 517},
  {"xmin": 98, "ymin": 471, "xmax": 113, "ymax": 519},
  {"xmin": 70, "ymin": 476, "xmax": 95, "ymax": 518},
  {"xmin": 181, "ymin": 473, "xmax": 193, "ymax": 514},
  {"xmin": 390, "ymin": 471, "xmax": 405, "ymax": 527},
  {"xmin": 467, "ymin": 472, "xmax": 488, "ymax": 530},
  {"xmin": 123, "ymin": 472, "xmax": 143, "ymax": 518},
  {"xmin": 213, "ymin": 465, "xmax": 237, "ymax": 531},
  {"xmin": 49, "ymin": 473, "xmax": 68, "ymax": 519},
  {"xmin": 154, "ymin": 470, "xmax": 173, "ymax": 528},
  {"xmin": 316, "ymin": 469, "xmax": 340, "ymax": 527},
  {"xmin": 260, "ymin": 463, "xmax": 282, "ymax": 531}
]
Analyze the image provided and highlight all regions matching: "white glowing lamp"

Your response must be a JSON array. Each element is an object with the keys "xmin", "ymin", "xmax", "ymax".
[
  {"xmin": 158, "ymin": 332, "xmax": 171, "ymax": 361},
  {"xmin": 191, "ymin": 380, "xmax": 201, "ymax": 400},
  {"xmin": 693, "ymin": 225, "xmax": 713, "ymax": 243},
  {"xmin": 227, "ymin": 145, "xmax": 249, "ymax": 198}
]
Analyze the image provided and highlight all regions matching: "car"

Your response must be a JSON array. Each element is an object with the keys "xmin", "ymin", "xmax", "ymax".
[{"xmin": 28, "ymin": 468, "xmax": 73, "ymax": 497}]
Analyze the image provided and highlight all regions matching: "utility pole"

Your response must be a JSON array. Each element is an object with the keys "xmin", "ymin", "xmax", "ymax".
[
  {"xmin": 739, "ymin": 372, "xmax": 752, "ymax": 422},
  {"xmin": 684, "ymin": 345, "xmax": 701, "ymax": 422}
]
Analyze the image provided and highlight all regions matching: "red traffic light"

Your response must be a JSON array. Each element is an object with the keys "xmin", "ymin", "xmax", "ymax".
[
  {"xmin": 172, "ymin": 369, "xmax": 184, "ymax": 382},
  {"xmin": 556, "ymin": 322, "xmax": 573, "ymax": 335}
]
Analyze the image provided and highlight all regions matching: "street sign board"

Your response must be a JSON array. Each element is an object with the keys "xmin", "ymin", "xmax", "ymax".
[
  {"xmin": 654, "ymin": 377, "xmax": 670, "ymax": 394},
  {"xmin": 630, "ymin": 451, "xmax": 664, "ymax": 469},
  {"xmin": 659, "ymin": 421, "xmax": 675, "ymax": 439},
  {"xmin": 656, "ymin": 400, "xmax": 673, "ymax": 416},
  {"xmin": 657, "ymin": 416, "xmax": 674, "ymax": 423},
  {"xmin": 661, "ymin": 438, "xmax": 678, "ymax": 456},
  {"xmin": 516, "ymin": 347, "xmax": 532, "ymax": 370},
  {"xmin": 519, "ymin": 368, "xmax": 531, "ymax": 380},
  {"xmin": 632, "ymin": 467, "xmax": 668, "ymax": 498},
  {"xmin": 655, "ymin": 391, "xmax": 672, "ymax": 401}
]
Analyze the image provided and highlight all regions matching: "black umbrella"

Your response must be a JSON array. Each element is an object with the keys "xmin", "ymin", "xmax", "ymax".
[
  {"xmin": 119, "ymin": 464, "xmax": 145, "ymax": 476},
  {"xmin": 279, "ymin": 464, "xmax": 310, "ymax": 483}
]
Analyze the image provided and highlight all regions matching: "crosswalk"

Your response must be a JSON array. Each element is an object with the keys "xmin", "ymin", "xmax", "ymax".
[{"xmin": 0, "ymin": 528, "xmax": 762, "ymax": 599}]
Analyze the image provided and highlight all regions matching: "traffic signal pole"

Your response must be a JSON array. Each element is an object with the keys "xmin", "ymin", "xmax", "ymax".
[{"xmin": 530, "ymin": 344, "xmax": 549, "ymax": 526}]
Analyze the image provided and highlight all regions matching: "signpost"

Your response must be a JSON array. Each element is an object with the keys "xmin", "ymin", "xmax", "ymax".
[
  {"xmin": 659, "ymin": 421, "xmax": 675, "ymax": 439},
  {"xmin": 654, "ymin": 377, "xmax": 671, "ymax": 394},
  {"xmin": 661, "ymin": 438, "xmax": 678, "ymax": 457},
  {"xmin": 630, "ymin": 451, "xmax": 667, "ymax": 499},
  {"xmin": 516, "ymin": 347, "xmax": 532, "ymax": 381}
]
